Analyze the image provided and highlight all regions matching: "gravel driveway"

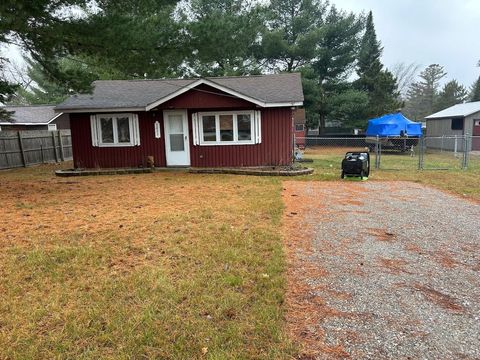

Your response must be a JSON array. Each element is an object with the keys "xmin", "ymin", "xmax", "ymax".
[{"xmin": 283, "ymin": 181, "xmax": 480, "ymax": 360}]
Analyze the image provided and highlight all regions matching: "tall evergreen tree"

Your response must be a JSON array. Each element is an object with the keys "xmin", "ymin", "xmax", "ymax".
[
  {"xmin": 261, "ymin": 0, "xmax": 327, "ymax": 72},
  {"xmin": 261, "ymin": 1, "xmax": 362, "ymax": 131},
  {"xmin": 0, "ymin": 59, "xmax": 17, "ymax": 120},
  {"xmin": 403, "ymin": 64, "xmax": 446, "ymax": 119},
  {"xmin": 403, "ymin": 81, "xmax": 425, "ymax": 121},
  {"xmin": 1, "ymin": 0, "xmax": 185, "ymax": 94},
  {"xmin": 311, "ymin": 6, "xmax": 364, "ymax": 131},
  {"xmin": 185, "ymin": 0, "xmax": 265, "ymax": 76},
  {"xmin": 356, "ymin": 12, "xmax": 382, "ymax": 86},
  {"xmin": 327, "ymin": 87, "xmax": 369, "ymax": 128},
  {"xmin": 355, "ymin": 11, "xmax": 400, "ymax": 118},
  {"xmin": 470, "ymin": 76, "xmax": 480, "ymax": 102},
  {"xmin": 434, "ymin": 80, "xmax": 467, "ymax": 111},
  {"xmin": 8, "ymin": 57, "xmax": 107, "ymax": 105}
]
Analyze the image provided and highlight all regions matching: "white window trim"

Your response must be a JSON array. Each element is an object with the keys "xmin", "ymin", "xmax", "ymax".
[
  {"xmin": 196, "ymin": 110, "xmax": 258, "ymax": 146},
  {"xmin": 90, "ymin": 113, "xmax": 140, "ymax": 147},
  {"xmin": 295, "ymin": 124, "xmax": 305, "ymax": 131}
]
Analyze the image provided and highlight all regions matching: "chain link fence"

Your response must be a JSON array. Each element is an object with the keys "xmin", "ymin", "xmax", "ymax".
[{"xmin": 295, "ymin": 135, "xmax": 480, "ymax": 172}]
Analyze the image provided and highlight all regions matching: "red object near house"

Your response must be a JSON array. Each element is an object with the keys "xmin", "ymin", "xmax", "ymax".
[
  {"xmin": 55, "ymin": 74, "xmax": 304, "ymax": 168},
  {"xmin": 293, "ymin": 108, "xmax": 307, "ymax": 148},
  {"xmin": 473, "ymin": 120, "xmax": 480, "ymax": 151}
]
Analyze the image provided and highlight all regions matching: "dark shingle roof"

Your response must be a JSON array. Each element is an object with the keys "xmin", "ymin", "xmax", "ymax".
[
  {"xmin": 0, "ymin": 105, "xmax": 59, "ymax": 124},
  {"xmin": 55, "ymin": 73, "xmax": 303, "ymax": 111}
]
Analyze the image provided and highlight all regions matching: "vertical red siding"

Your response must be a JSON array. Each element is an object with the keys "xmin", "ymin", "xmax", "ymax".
[
  {"xmin": 189, "ymin": 108, "xmax": 293, "ymax": 167},
  {"xmin": 160, "ymin": 85, "xmax": 253, "ymax": 109},
  {"xmin": 70, "ymin": 89, "xmax": 294, "ymax": 168},
  {"xmin": 71, "ymin": 112, "xmax": 166, "ymax": 168}
]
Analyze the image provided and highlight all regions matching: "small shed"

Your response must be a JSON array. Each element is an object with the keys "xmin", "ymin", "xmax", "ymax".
[
  {"xmin": 425, "ymin": 101, "xmax": 480, "ymax": 151},
  {"xmin": 0, "ymin": 105, "xmax": 70, "ymax": 131}
]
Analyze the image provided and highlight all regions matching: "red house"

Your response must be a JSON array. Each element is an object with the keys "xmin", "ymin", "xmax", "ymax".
[{"xmin": 55, "ymin": 73, "xmax": 304, "ymax": 169}]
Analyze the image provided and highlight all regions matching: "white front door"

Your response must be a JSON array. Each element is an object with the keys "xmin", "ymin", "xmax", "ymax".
[{"xmin": 164, "ymin": 110, "xmax": 190, "ymax": 166}]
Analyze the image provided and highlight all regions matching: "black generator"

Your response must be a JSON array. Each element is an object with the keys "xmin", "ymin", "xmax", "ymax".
[{"xmin": 341, "ymin": 152, "xmax": 370, "ymax": 179}]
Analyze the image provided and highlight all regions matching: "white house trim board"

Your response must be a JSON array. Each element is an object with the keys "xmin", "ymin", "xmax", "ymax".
[
  {"xmin": 47, "ymin": 112, "xmax": 64, "ymax": 123},
  {"xmin": 90, "ymin": 115, "xmax": 99, "ymax": 146},
  {"xmin": 0, "ymin": 122, "xmax": 50, "ymax": 126},
  {"xmin": 264, "ymin": 102, "xmax": 303, "ymax": 107}
]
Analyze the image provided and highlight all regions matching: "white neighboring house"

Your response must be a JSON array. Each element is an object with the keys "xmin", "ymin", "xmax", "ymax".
[
  {"xmin": 0, "ymin": 105, "xmax": 69, "ymax": 131},
  {"xmin": 425, "ymin": 101, "xmax": 480, "ymax": 151}
]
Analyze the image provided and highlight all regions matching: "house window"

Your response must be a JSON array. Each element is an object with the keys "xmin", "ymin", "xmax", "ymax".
[
  {"xmin": 237, "ymin": 114, "xmax": 252, "ymax": 141},
  {"xmin": 202, "ymin": 115, "xmax": 216, "ymax": 141},
  {"xmin": 197, "ymin": 111, "xmax": 259, "ymax": 145},
  {"xmin": 219, "ymin": 114, "xmax": 234, "ymax": 141},
  {"xmin": 451, "ymin": 118, "xmax": 463, "ymax": 131},
  {"xmin": 90, "ymin": 113, "xmax": 140, "ymax": 147},
  {"xmin": 295, "ymin": 124, "xmax": 305, "ymax": 131}
]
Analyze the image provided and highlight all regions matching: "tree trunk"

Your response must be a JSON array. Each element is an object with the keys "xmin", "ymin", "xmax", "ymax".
[{"xmin": 319, "ymin": 113, "xmax": 326, "ymax": 135}]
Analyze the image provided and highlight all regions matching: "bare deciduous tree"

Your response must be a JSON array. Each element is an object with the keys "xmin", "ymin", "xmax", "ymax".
[{"xmin": 390, "ymin": 62, "xmax": 421, "ymax": 99}]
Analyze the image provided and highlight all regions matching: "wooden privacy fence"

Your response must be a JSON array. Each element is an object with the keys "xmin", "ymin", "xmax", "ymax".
[{"xmin": 0, "ymin": 130, "xmax": 72, "ymax": 170}]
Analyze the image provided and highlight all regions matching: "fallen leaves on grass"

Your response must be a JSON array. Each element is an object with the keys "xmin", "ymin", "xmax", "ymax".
[{"xmin": 0, "ymin": 164, "xmax": 294, "ymax": 359}]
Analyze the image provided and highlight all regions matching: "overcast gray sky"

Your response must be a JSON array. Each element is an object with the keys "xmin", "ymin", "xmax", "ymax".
[
  {"xmin": 3, "ymin": 0, "xmax": 480, "ymax": 88},
  {"xmin": 333, "ymin": 0, "xmax": 480, "ymax": 87}
]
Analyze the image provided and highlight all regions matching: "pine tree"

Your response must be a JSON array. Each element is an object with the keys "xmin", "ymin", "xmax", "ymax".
[
  {"xmin": 470, "ymin": 76, "xmax": 480, "ymax": 102},
  {"xmin": 309, "ymin": 5, "xmax": 363, "ymax": 132},
  {"xmin": 403, "ymin": 64, "xmax": 447, "ymax": 119},
  {"xmin": 262, "ymin": 1, "xmax": 363, "ymax": 132},
  {"xmin": 0, "ymin": 58, "xmax": 17, "ymax": 121},
  {"xmin": 357, "ymin": 11, "xmax": 382, "ymax": 88},
  {"xmin": 434, "ymin": 80, "xmax": 468, "ymax": 111},
  {"xmin": 9, "ymin": 58, "xmax": 72, "ymax": 105},
  {"xmin": 185, "ymin": 0, "xmax": 265, "ymax": 76},
  {"xmin": 403, "ymin": 82, "xmax": 425, "ymax": 121},
  {"xmin": 262, "ymin": 0, "xmax": 328, "ymax": 72},
  {"xmin": 355, "ymin": 11, "xmax": 400, "ymax": 118}
]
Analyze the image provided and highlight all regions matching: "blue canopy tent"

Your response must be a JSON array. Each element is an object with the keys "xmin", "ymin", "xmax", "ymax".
[{"xmin": 366, "ymin": 113, "xmax": 422, "ymax": 137}]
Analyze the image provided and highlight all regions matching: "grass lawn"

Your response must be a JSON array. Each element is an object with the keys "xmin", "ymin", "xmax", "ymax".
[
  {"xmin": 0, "ymin": 163, "xmax": 294, "ymax": 359},
  {"xmin": 298, "ymin": 147, "xmax": 480, "ymax": 201},
  {"xmin": 0, "ymin": 154, "xmax": 478, "ymax": 359}
]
